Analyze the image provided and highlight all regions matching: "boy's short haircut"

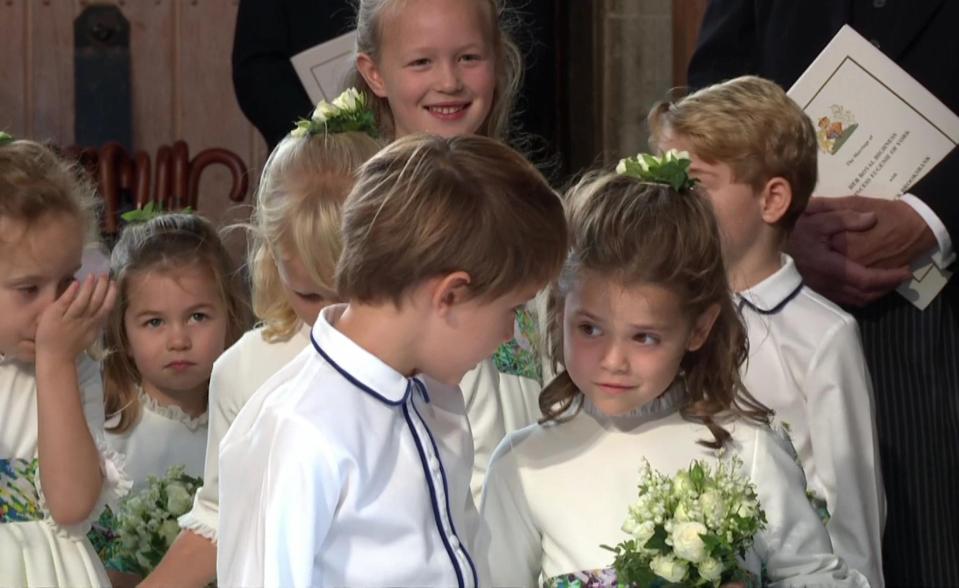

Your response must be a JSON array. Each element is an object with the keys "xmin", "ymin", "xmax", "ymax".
[
  {"xmin": 336, "ymin": 133, "xmax": 567, "ymax": 306},
  {"xmin": 648, "ymin": 75, "xmax": 817, "ymax": 230}
]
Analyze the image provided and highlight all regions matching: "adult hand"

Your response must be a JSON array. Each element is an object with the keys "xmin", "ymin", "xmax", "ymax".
[
  {"xmin": 34, "ymin": 273, "xmax": 117, "ymax": 360},
  {"xmin": 807, "ymin": 196, "xmax": 938, "ymax": 269},
  {"xmin": 787, "ymin": 201, "xmax": 913, "ymax": 307}
]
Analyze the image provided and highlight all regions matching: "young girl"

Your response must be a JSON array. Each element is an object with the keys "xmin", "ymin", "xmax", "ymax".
[
  {"xmin": 141, "ymin": 95, "xmax": 383, "ymax": 587},
  {"xmin": 480, "ymin": 155, "xmax": 871, "ymax": 587},
  {"xmin": 0, "ymin": 137, "xmax": 125, "ymax": 587},
  {"xmin": 102, "ymin": 213, "xmax": 247, "ymax": 493}
]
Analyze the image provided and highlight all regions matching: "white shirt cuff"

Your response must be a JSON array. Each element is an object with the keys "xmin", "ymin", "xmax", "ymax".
[{"xmin": 901, "ymin": 193, "xmax": 955, "ymax": 268}]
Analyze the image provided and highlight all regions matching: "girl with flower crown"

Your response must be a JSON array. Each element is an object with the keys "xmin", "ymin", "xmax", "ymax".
[
  {"xmin": 140, "ymin": 90, "xmax": 383, "ymax": 588},
  {"xmin": 480, "ymin": 153, "xmax": 871, "ymax": 587}
]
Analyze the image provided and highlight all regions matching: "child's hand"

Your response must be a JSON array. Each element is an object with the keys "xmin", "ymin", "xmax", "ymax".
[{"xmin": 35, "ymin": 274, "xmax": 117, "ymax": 360}]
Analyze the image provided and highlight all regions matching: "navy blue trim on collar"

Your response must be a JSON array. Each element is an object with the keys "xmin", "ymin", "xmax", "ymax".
[
  {"xmin": 413, "ymin": 377, "xmax": 431, "ymax": 404},
  {"xmin": 738, "ymin": 282, "xmax": 805, "ymax": 315},
  {"xmin": 310, "ymin": 331, "xmax": 410, "ymax": 406},
  {"xmin": 402, "ymin": 403, "xmax": 470, "ymax": 588}
]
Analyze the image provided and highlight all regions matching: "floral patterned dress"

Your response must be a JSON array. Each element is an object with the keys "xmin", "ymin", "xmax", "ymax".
[{"xmin": 0, "ymin": 355, "xmax": 130, "ymax": 587}]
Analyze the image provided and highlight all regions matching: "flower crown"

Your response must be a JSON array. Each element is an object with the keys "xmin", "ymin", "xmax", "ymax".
[
  {"xmin": 290, "ymin": 87, "xmax": 378, "ymax": 139},
  {"xmin": 615, "ymin": 149, "xmax": 698, "ymax": 193},
  {"xmin": 0, "ymin": 131, "xmax": 14, "ymax": 146},
  {"xmin": 120, "ymin": 201, "xmax": 192, "ymax": 225}
]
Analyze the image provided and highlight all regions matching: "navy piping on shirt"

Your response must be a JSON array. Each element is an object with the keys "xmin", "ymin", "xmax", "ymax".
[
  {"xmin": 403, "ymin": 400, "xmax": 470, "ymax": 588},
  {"xmin": 737, "ymin": 281, "xmax": 804, "ymax": 315},
  {"xmin": 410, "ymin": 379, "xmax": 478, "ymax": 586},
  {"xmin": 310, "ymin": 331, "xmax": 410, "ymax": 406}
]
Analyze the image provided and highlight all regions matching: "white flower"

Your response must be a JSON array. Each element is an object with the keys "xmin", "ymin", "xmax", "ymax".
[
  {"xmin": 622, "ymin": 518, "xmax": 656, "ymax": 546},
  {"xmin": 333, "ymin": 87, "xmax": 362, "ymax": 111},
  {"xmin": 159, "ymin": 519, "xmax": 181, "ymax": 546},
  {"xmin": 670, "ymin": 520, "xmax": 708, "ymax": 563},
  {"xmin": 311, "ymin": 100, "xmax": 337, "ymax": 122},
  {"xmin": 615, "ymin": 158, "xmax": 628, "ymax": 174},
  {"xmin": 165, "ymin": 482, "xmax": 193, "ymax": 515},
  {"xmin": 698, "ymin": 556, "xmax": 724, "ymax": 582},
  {"xmin": 699, "ymin": 490, "xmax": 726, "ymax": 527},
  {"xmin": 650, "ymin": 553, "xmax": 688, "ymax": 583},
  {"xmin": 672, "ymin": 471, "xmax": 695, "ymax": 498},
  {"xmin": 290, "ymin": 125, "xmax": 309, "ymax": 138},
  {"xmin": 737, "ymin": 499, "xmax": 757, "ymax": 519},
  {"xmin": 664, "ymin": 149, "xmax": 690, "ymax": 162}
]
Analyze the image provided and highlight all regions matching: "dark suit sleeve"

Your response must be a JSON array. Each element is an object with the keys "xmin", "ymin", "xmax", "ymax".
[
  {"xmin": 232, "ymin": 0, "xmax": 314, "ymax": 149},
  {"xmin": 686, "ymin": 0, "xmax": 757, "ymax": 90}
]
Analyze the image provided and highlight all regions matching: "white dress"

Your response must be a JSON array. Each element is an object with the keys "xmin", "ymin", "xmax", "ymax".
[
  {"xmin": 0, "ymin": 354, "xmax": 130, "ymax": 587},
  {"xmin": 481, "ymin": 386, "xmax": 872, "ymax": 588},
  {"xmin": 217, "ymin": 304, "xmax": 485, "ymax": 587},
  {"xmin": 104, "ymin": 391, "xmax": 208, "ymax": 491},
  {"xmin": 180, "ymin": 308, "xmax": 544, "ymax": 541},
  {"xmin": 737, "ymin": 255, "xmax": 885, "ymax": 588}
]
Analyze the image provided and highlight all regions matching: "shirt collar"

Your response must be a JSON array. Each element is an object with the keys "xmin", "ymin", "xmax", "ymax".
[
  {"xmin": 310, "ymin": 304, "xmax": 417, "ymax": 406},
  {"xmin": 735, "ymin": 254, "xmax": 804, "ymax": 315}
]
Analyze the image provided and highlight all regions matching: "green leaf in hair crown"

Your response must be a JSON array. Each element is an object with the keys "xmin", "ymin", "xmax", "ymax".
[
  {"xmin": 615, "ymin": 149, "xmax": 698, "ymax": 193},
  {"xmin": 0, "ymin": 131, "xmax": 14, "ymax": 146},
  {"xmin": 120, "ymin": 201, "xmax": 192, "ymax": 225},
  {"xmin": 290, "ymin": 87, "xmax": 378, "ymax": 139}
]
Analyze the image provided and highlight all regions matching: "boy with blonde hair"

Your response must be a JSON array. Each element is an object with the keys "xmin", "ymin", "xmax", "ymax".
[
  {"xmin": 651, "ymin": 75, "xmax": 885, "ymax": 588},
  {"xmin": 216, "ymin": 133, "xmax": 567, "ymax": 587}
]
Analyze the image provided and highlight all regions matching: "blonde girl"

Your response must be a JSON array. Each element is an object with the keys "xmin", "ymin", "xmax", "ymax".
[
  {"xmin": 481, "ymin": 155, "xmax": 871, "ymax": 586},
  {"xmin": 0, "ymin": 137, "xmax": 125, "ymax": 587},
  {"xmin": 141, "ymin": 100, "xmax": 383, "ymax": 587}
]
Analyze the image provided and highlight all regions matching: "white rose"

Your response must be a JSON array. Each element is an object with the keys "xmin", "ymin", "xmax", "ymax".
[
  {"xmin": 650, "ymin": 554, "xmax": 688, "ymax": 583},
  {"xmin": 615, "ymin": 158, "xmax": 628, "ymax": 174},
  {"xmin": 672, "ymin": 471, "xmax": 694, "ymax": 497},
  {"xmin": 699, "ymin": 490, "xmax": 725, "ymax": 525},
  {"xmin": 670, "ymin": 521, "xmax": 708, "ymax": 563},
  {"xmin": 159, "ymin": 519, "xmax": 181, "ymax": 546},
  {"xmin": 665, "ymin": 149, "xmax": 690, "ymax": 161},
  {"xmin": 333, "ymin": 87, "xmax": 361, "ymax": 111},
  {"xmin": 737, "ymin": 499, "xmax": 757, "ymax": 519},
  {"xmin": 698, "ymin": 556, "xmax": 724, "ymax": 582},
  {"xmin": 311, "ymin": 100, "xmax": 336, "ymax": 122},
  {"xmin": 165, "ymin": 482, "xmax": 193, "ymax": 515},
  {"xmin": 622, "ymin": 518, "xmax": 656, "ymax": 547}
]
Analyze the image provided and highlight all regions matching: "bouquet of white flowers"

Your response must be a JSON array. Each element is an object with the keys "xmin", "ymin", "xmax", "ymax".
[
  {"xmin": 95, "ymin": 465, "xmax": 202, "ymax": 576},
  {"xmin": 602, "ymin": 457, "xmax": 765, "ymax": 587}
]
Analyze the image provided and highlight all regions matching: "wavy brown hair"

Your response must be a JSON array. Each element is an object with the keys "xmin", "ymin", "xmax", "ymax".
[
  {"xmin": 349, "ymin": 0, "xmax": 523, "ymax": 141},
  {"xmin": 539, "ymin": 171, "xmax": 771, "ymax": 448},
  {"xmin": 103, "ymin": 214, "xmax": 250, "ymax": 433}
]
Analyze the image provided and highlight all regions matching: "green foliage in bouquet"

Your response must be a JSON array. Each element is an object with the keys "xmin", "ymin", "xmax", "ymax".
[
  {"xmin": 615, "ymin": 149, "xmax": 698, "ymax": 193},
  {"xmin": 100, "ymin": 465, "xmax": 202, "ymax": 576},
  {"xmin": 0, "ymin": 131, "xmax": 14, "ymax": 146},
  {"xmin": 602, "ymin": 458, "xmax": 766, "ymax": 587}
]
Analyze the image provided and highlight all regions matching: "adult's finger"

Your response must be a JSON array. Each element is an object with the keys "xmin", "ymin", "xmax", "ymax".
[{"xmin": 797, "ymin": 209, "xmax": 877, "ymax": 237}]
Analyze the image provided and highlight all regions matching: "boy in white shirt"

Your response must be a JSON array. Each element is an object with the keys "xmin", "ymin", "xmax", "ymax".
[
  {"xmin": 216, "ymin": 134, "xmax": 567, "ymax": 588},
  {"xmin": 651, "ymin": 75, "xmax": 886, "ymax": 588}
]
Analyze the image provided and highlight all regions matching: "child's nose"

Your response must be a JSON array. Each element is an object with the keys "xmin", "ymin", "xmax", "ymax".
[
  {"xmin": 600, "ymin": 341, "xmax": 628, "ymax": 372},
  {"xmin": 436, "ymin": 62, "xmax": 463, "ymax": 93},
  {"xmin": 167, "ymin": 325, "xmax": 191, "ymax": 350}
]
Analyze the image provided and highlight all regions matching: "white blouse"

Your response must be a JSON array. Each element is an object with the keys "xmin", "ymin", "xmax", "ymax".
[
  {"xmin": 737, "ymin": 255, "xmax": 885, "ymax": 588},
  {"xmin": 481, "ymin": 387, "xmax": 871, "ymax": 587},
  {"xmin": 105, "ymin": 391, "xmax": 208, "ymax": 491},
  {"xmin": 217, "ymin": 304, "xmax": 485, "ymax": 587}
]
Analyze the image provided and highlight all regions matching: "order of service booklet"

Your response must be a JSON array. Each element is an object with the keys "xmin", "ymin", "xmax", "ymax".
[
  {"xmin": 291, "ymin": 30, "xmax": 357, "ymax": 105},
  {"xmin": 788, "ymin": 25, "xmax": 959, "ymax": 310}
]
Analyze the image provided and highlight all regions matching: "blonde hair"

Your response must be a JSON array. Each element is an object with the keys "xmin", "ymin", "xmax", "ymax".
[
  {"xmin": 249, "ymin": 131, "xmax": 383, "ymax": 342},
  {"xmin": 349, "ymin": 0, "xmax": 523, "ymax": 141},
  {"xmin": 540, "ymin": 172, "xmax": 771, "ymax": 448},
  {"xmin": 337, "ymin": 133, "xmax": 566, "ymax": 305},
  {"xmin": 648, "ymin": 75, "xmax": 817, "ymax": 230},
  {"xmin": 103, "ymin": 214, "xmax": 250, "ymax": 434},
  {"xmin": 0, "ymin": 139, "xmax": 98, "ymax": 243}
]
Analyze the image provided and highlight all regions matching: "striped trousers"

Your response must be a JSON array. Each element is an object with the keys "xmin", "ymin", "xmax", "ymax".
[{"xmin": 855, "ymin": 277, "xmax": 959, "ymax": 587}]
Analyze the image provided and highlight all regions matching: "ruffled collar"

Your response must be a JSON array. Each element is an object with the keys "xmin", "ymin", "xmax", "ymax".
[
  {"xmin": 140, "ymin": 389, "xmax": 208, "ymax": 431},
  {"xmin": 580, "ymin": 380, "xmax": 685, "ymax": 431}
]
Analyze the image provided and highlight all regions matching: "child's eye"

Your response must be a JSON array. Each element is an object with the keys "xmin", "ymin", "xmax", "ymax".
[
  {"xmin": 460, "ymin": 53, "xmax": 484, "ymax": 63},
  {"xmin": 408, "ymin": 57, "xmax": 430, "ymax": 68},
  {"xmin": 144, "ymin": 318, "xmax": 163, "ymax": 328},
  {"xmin": 296, "ymin": 292, "xmax": 325, "ymax": 303},
  {"xmin": 17, "ymin": 285, "xmax": 38, "ymax": 296},
  {"xmin": 190, "ymin": 312, "xmax": 209, "ymax": 323},
  {"xmin": 578, "ymin": 323, "xmax": 601, "ymax": 337},
  {"xmin": 633, "ymin": 332, "xmax": 660, "ymax": 345}
]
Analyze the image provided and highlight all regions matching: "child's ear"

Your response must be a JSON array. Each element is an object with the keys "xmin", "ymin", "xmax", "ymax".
[
  {"xmin": 759, "ymin": 177, "xmax": 793, "ymax": 225},
  {"xmin": 355, "ymin": 53, "xmax": 388, "ymax": 98},
  {"xmin": 432, "ymin": 271, "xmax": 472, "ymax": 315},
  {"xmin": 686, "ymin": 303, "xmax": 721, "ymax": 352}
]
